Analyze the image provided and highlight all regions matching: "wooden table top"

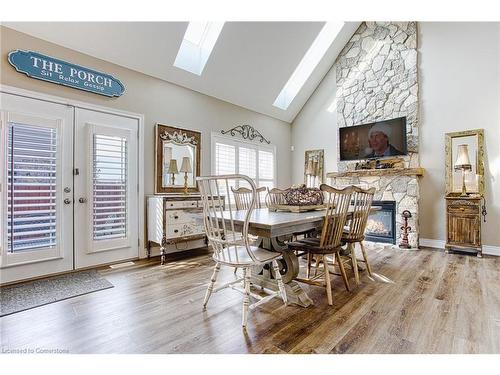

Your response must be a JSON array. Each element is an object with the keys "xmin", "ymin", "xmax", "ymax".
[{"xmin": 215, "ymin": 207, "xmax": 379, "ymax": 238}]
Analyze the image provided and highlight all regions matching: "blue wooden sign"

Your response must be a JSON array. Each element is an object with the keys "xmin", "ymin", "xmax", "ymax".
[{"xmin": 8, "ymin": 50, "xmax": 125, "ymax": 97}]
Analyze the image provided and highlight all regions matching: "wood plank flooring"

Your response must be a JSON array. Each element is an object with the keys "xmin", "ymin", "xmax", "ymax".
[{"xmin": 1, "ymin": 246, "xmax": 499, "ymax": 354}]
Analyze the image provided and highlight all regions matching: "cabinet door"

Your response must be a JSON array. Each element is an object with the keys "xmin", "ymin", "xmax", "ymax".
[{"xmin": 447, "ymin": 212, "xmax": 480, "ymax": 247}]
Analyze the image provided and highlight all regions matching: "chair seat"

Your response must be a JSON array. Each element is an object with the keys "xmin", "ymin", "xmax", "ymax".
[
  {"xmin": 287, "ymin": 238, "xmax": 342, "ymax": 254},
  {"xmin": 213, "ymin": 245, "xmax": 281, "ymax": 266}
]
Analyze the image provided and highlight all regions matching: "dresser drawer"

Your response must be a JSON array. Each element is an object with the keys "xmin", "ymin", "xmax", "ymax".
[
  {"xmin": 166, "ymin": 210, "xmax": 203, "ymax": 225},
  {"xmin": 447, "ymin": 205, "xmax": 479, "ymax": 215},
  {"xmin": 165, "ymin": 200, "xmax": 199, "ymax": 209},
  {"xmin": 166, "ymin": 223, "xmax": 205, "ymax": 239}
]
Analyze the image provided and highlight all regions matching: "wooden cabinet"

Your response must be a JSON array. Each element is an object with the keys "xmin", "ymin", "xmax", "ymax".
[
  {"xmin": 445, "ymin": 195, "xmax": 482, "ymax": 257},
  {"xmin": 147, "ymin": 194, "xmax": 224, "ymax": 264}
]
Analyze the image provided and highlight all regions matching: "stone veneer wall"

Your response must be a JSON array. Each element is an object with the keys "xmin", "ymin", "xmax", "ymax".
[
  {"xmin": 333, "ymin": 22, "xmax": 421, "ymax": 248},
  {"xmin": 336, "ymin": 21, "xmax": 419, "ymax": 172}
]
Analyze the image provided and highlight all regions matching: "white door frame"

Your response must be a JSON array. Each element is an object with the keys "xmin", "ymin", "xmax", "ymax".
[{"xmin": 0, "ymin": 84, "xmax": 146, "ymax": 260}]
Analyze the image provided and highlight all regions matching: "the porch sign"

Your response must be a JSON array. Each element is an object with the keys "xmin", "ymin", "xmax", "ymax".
[{"xmin": 8, "ymin": 50, "xmax": 125, "ymax": 97}]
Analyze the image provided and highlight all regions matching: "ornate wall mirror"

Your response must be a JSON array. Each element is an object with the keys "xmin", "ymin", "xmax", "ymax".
[
  {"xmin": 155, "ymin": 124, "xmax": 201, "ymax": 194},
  {"xmin": 304, "ymin": 149, "xmax": 324, "ymax": 188},
  {"xmin": 445, "ymin": 129, "xmax": 485, "ymax": 196}
]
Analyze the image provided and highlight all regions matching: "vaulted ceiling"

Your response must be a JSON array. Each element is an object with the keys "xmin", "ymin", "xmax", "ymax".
[{"xmin": 4, "ymin": 22, "xmax": 360, "ymax": 123}]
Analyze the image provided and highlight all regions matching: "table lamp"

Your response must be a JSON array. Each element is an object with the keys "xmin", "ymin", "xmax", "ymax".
[
  {"xmin": 167, "ymin": 159, "xmax": 178, "ymax": 186},
  {"xmin": 454, "ymin": 144, "xmax": 472, "ymax": 197},
  {"xmin": 180, "ymin": 157, "xmax": 192, "ymax": 194}
]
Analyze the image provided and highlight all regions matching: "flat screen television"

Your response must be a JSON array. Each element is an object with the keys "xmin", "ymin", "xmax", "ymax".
[{"xmin": 339, "ymin": 117, "xmax": 408, "ymax": 161}]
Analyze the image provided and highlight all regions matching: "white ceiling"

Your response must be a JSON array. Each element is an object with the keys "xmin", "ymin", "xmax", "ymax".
[{"xmin": 4, "ymin": 22, "xmax": 359, "ymax": 123}]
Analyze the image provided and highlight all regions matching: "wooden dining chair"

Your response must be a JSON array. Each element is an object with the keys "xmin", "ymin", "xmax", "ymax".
[
  {"xmin": 231, "ymin": 186, "xmax": 266, "ymax": 210},
  {"xmin": 287, "ymin": 184, "xmax": 354, "ymax": 306},
  {"xmin": 341, "ymin": 186, "xmax": 376, "ymax": 285},
  {"xmin": 198, "ymin": 174, "xmax": 287, "ymax": 328}
]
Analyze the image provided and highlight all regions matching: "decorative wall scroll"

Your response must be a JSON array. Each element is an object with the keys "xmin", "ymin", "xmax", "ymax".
[{"xmin": 220, "ymin": 124, "xmax": 270, "ymax": 144}]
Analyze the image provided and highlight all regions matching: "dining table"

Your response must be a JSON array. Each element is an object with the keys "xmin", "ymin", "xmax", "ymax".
[{"xmin": 216, "ymin": 206, "xmax": 380, "ymax": 307}]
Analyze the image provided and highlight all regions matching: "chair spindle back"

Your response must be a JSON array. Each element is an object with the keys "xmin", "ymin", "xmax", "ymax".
[
  {"xmin": 231, "ymin": 186, "xmax": 266, "ymax": 210},
  {"xmin": 319, "ymin": 184, "xmax": 354, "ymax": 250},
  {"xmin": 344, "ymin": 186, "xmax": 376, "ymax": 241},
  {"xmin": 197, "ymin": 174, "xmax": 259, "ymax": 265},
  {"xmin": 265, "ymin": 187, "xmax": 287, "ymax": 207}
]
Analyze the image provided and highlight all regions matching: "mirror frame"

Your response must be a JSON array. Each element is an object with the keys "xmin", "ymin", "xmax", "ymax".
[
  {"xmin": 304, "ymin": 149, "xmax": 325, "ymax": 187},
  {"xmin": 445, "ymin": 128, "xmax": 485, "ymax": 196},
  {"xmin": 155, "ymin": 124, "xmax": 201, "ymax": 194}
]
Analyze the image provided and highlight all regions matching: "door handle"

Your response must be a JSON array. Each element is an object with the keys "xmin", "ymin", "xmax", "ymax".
[
  {"xmin": 79, "ymin": 197, "xmax": 88, "ymax": 203},
  {"xmin": 64, "ymin": 198, "xmax": 72, "ymax": 204}
]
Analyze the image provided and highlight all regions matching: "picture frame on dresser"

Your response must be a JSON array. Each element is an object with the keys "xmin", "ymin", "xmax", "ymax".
[{"xmin": 155, "ymin": 123, "xmax": 201, "ymax": 194}]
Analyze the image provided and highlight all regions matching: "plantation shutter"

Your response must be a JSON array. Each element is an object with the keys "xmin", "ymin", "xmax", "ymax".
[
  {"xmin": 92, "ymin": 134, "xmax": 128, "ymax": 241},
  {"xmin": 7, "ymin": 123, "xmax": 58, "ymax": 252}
]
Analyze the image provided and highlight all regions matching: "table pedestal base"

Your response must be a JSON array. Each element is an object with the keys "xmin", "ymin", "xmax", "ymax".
[{"xmin": 251, "ymin": 236, "xmax": 313, "ymax": 308}]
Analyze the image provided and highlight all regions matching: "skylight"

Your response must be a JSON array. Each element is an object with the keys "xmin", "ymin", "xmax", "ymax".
[
  {"xmin": 174, "ymin": 21, "xmax": 225, "ymax": 75},
  {"xmin": 273, "ymin": 22, "xmax": 344, "ymax": 110}
]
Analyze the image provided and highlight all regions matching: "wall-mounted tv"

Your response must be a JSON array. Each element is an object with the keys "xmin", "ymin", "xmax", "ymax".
[{"xmin": 339, "ymin": 117, "xmax": 408, "ymax": 161}]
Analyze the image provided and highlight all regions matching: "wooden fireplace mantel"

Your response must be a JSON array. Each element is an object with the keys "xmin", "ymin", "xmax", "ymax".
[{"xmin": 326, "ymin": 167, "xmax": 425, "ymax": 179}]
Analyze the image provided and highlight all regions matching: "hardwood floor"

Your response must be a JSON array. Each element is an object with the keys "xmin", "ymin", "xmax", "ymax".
[{"xmin": 1, "ymin": 245, "xmax": 499, "ymax": 354}]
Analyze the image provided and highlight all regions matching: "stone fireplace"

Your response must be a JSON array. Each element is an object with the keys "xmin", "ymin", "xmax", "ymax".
[
  {"xmin": 327, "ymin": 168, "xmax": 423, "ymax": 248},
  {"xmin": 327, "ymin": 21, "xmax": 423, "ymax": 248}
]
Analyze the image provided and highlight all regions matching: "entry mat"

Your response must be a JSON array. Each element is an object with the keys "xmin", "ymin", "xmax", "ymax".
[{"xmin": 0, "ymin": 270, "xmax": 114, "ymax": 317}]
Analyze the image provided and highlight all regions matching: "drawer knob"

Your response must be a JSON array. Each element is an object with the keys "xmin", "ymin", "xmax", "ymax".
[
  {"xmin": 174, "ymin": 229, "xmax": 179, "ymax": 233},
  {"xmin": 174, "ymin": 215, "xmax": 179, "ymax": 219}
]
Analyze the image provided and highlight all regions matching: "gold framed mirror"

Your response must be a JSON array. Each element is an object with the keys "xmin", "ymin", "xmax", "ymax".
[
  {"xmin": 445, "ymin": 129, "xmax": 485, "ymax": 196},
  {"xmin": 155, "ymin": 124, "xmax": 201, "ymax": 194},
  {"xmin": 304, "ymin": 149, "xmax": 324, "ymax": 188}
]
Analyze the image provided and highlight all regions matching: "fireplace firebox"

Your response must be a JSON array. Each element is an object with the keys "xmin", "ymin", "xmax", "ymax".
[{"xmin": 365, "ymin": 201, "xmax": 396, "ymax": 244}]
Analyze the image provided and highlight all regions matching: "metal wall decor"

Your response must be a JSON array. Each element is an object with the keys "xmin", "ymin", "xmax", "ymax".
[{"xmin": 221, "ymin": 124, "xmax": 270, "ymax": 144}]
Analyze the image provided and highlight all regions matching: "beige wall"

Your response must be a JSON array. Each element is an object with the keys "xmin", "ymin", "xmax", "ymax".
[
  {"xmin": 0, "ymin": 25, "xmax": 293, "ymax": 200},
  {"xmin": 418, "ymin": 22, "xmax": 500, "ymax": 247},
  {"xmin": 291, "ymin": 22, "xmax": 500, "ymax": 248}
]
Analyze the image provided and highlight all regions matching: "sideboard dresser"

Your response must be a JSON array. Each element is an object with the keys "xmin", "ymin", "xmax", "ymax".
[
  {"xmin": 147, "ymin": 194, "xmax": 224, "ymax": 264},
  {"xmin": 445, "ymin": 194, "xmax": 484, "ymax": 257}
]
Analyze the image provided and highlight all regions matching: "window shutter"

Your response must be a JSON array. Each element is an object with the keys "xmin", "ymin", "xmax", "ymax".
[
  {"xmin": 7, "ymin": 123, "xmax": 57, "ymax": 252},
  {"xmin": 92, "ymin": 134, "xmax": 128, "ymax": 241}
]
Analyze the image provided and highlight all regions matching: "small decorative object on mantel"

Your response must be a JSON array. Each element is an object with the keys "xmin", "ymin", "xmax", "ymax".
[
  {"xmin": 354, "ymin": 157, "xmax": 405, "ymax": 170},
  {"xmin": 399, "ymin": 210, "xmax": 412, "ymax": 249},
  {"xmin": 221, "ymin": 124, "xmax": 270, "ymax": 144}
]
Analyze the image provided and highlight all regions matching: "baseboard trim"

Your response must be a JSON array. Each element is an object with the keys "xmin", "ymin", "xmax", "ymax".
[
  {"xmin": 420, "ymin": 238, "xmax": 446, "ymax": 250},
  {"xmin": 420, "ymin": 238, "xmax": 500, "ymax": 256}
]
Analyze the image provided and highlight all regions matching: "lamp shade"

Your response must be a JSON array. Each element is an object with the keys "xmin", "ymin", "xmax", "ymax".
[
  {"xmin": 167, "ymin": 159, "xmax": 179, "ymax": 174},
  {"xmin": 454, "ymin": 144, "xmax": 472, "ymax": 170},
  {"xmin": 180, "ymin": 157, "xmax": 192, "ymax": 173}
]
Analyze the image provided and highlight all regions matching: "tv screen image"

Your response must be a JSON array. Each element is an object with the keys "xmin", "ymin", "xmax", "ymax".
[{"xmin": 339, "ymin": 117, "xmax": 408, "ymax": 161}]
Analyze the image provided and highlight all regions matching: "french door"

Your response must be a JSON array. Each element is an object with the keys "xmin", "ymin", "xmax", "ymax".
[
  {"xmin": 0, "ymin": 93, "xmax": 139, "ymax": 284},
  {"xmin": 74, "ymin": 108, "xmax": 138, "ymax": 269}
]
